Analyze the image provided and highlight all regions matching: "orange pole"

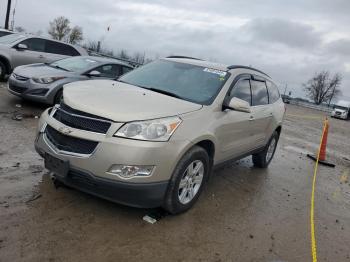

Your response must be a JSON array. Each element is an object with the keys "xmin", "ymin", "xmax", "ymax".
[{"xmin": 319, "ymin": 119, "xmax": 329, "ymax": 161}]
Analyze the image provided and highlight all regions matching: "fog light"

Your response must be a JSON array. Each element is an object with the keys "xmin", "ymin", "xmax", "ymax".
[{"xmin": 107, "ymin": 165, "xmax": 154, "ymax": 179}]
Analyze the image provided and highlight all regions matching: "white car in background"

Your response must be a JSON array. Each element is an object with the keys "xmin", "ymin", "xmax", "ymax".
[{"xmin": 331, "ymin": 100, "xmax": 350, "ymax": 120}]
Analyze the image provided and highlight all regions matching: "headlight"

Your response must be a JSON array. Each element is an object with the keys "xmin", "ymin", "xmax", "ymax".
[
  {"xmin": 115, "ymin": 116, "xmax": 182, "ymax": 141},
  {"xmin": 32, "ymin": 76, "xmax": 65, "ymax": 84}
]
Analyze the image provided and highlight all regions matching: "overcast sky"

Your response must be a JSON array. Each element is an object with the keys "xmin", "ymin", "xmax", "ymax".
[{"xmin": 1, "ymin": 0, "xmax": 350, "ymax": 100}]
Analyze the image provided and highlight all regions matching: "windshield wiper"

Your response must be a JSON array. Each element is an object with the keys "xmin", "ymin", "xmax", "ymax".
[
  {"xmin": 48, "ymin": 64, "xmax": 71, "ymax": 72},
  {"xmin": 147, "ymin": 88, "xmax": 182, "ymax": 99},
  {"xmin": 115, "ymin": 80, "xmax": 182, "ymax": 99}
]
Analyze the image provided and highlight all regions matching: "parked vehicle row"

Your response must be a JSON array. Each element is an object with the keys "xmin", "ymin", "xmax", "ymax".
[
  {"xmin": 0, "ymin": 33, "xmax": 87, "ymax": 80},
  {"xmin": 34, "ymin": 56, "xmax": 285, "ymax": 214},
  {"xmin": 8, "ymin": 56, "xmax": 133, "ymax": 104}
]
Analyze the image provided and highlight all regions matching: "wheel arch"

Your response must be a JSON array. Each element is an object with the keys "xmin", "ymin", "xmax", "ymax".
[{"xmin": 0, "ymin": 55, "xmax": 11, "ymax": 74}]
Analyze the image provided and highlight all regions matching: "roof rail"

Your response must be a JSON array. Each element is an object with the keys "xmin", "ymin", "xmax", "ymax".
[
  {"xmin": 87, "ymin": 50, "xmax": 143, "ymax": 67},
  {"xmin": 166, "ymin": 55, "xmax": 202, "ymax": 61},
  {"xmin": 227, "ymin": 65, "xmax": 269, "ymax": 77}
]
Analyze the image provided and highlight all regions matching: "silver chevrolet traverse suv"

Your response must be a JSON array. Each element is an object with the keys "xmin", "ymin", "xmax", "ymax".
[{"xmin": 35, "ymin": 56, "xmax": 285, "ymax": 214}]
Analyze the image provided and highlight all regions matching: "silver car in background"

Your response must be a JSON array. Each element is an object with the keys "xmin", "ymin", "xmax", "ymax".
[
  {"xmin": 8, "ymin": 56, "xmax": 134, "ymax": 104},
  {"xmin": 0, "ymin": 33, "xmax": 87, "ymax": 80}
]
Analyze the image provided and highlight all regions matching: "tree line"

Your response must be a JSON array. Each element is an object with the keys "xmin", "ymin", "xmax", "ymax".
[{"xmin": 13, "ymin": 16, "xmax": 343, "ymax": 103}]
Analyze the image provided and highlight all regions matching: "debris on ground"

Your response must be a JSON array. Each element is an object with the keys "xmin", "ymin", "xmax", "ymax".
[
  {"xmin": 143, "ymin": 215, "xmax": 157, "ymax": 224},
  {"xmin": 15, "ymin": 104, "xmax": 22, "ymax": 108},
  {"xmin": 12, "ymin": 113, "xmax": 37, "ymax": 121},
  {"xmin": 12, "ymin": 162, "xmax": 20, "ymax": 168},
  {"xmin": 143, "ymin": 209, "xmax": 169, "ymax": 224}
]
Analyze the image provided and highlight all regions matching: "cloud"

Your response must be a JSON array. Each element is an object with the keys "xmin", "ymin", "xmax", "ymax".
[
  {"xmin": 243, "ymin": 18, "xmax": 322, "ymax": 49},
  {"xmin": 327, "ymin": 38, "xmax": 350, "ymax": 56}
]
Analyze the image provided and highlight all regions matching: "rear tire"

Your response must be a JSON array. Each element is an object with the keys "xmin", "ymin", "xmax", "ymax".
[
  {"xmin": 0, "ymin": 61, "xmax": 7, "ymax": 81},
  {"xmin": 252, "ymin": 131, "xmax": 279, "ymax": 168},
  {"xmin": 163, "ymin": 146, "xmax": 210, "ymax": 214}
]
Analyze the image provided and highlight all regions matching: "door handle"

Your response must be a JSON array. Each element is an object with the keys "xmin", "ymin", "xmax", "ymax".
[
  {"xmin": 268, "ymin": 113, "xmax": 273, "ymax": 117},
  {"xmin": 249, "ymin": 115, "xmax": 255, "ymax": 121},
  {"xmin": 38, "ymin": 55, "xmax": 44, "ymax": 58}
]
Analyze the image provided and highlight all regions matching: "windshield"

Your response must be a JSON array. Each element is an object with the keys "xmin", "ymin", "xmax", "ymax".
[
  {"xmin": 0, "ymin": 33, "xmax": 26, "ymax": 44},
  {"xmin": 334, "ymin": 105, "xmax": 348, "ymax": 111},
  {"xmin": 50, "ymin": 57, "xmax": 98, "ymax": 72},
  {"xmin": 119, "ymin": 60, "xmax": 229, "ymax": 105}
]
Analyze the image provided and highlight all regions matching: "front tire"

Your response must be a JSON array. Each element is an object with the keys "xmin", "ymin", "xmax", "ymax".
[
  {"xmin": 0, "ymin": 61, "xmax": 7, "ymax": 81},
  {"xmin": 54, "ymin": 89, "xmax": 63, "ymax": 105},
  {"xmin": 252, "ymin": 131, "xmax": 279, "ymax": 168},
  {"xmin": 163, "ymin": 146, "xmax": 210, "ymax": 214}
]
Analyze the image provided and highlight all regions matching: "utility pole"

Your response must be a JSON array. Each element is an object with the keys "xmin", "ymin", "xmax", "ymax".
[
  {"xmin": 283, "ymin": 84, "xmax": 288, "ymax": 96},
  {"xmin": 5, "ymin": 0, "xmax": 12, "ymax": 29}
]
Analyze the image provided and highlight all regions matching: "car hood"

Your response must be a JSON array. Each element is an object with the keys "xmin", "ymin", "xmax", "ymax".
[
  {"xmin": 63, "ymin": 80, "xmax": 203, "ymax": 122},
  {"xmin": 14, "ymin": 63, "xmax": 75, "ymax": 78}
]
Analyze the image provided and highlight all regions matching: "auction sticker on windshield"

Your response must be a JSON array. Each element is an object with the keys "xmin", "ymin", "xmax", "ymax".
[{"xmin": 203, "ymin": 68, "xmax": 227, "ymax": 77}]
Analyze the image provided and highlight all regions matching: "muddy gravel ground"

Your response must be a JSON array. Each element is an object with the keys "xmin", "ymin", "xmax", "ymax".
[{"xmin": 0, "ymin": 82, "xmax": 350, "ymax": 262}]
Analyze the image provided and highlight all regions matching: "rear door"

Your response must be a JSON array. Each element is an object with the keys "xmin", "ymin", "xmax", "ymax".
[
  {"xmin": 249, "ymin": 77, "xmax": 273, "ymax": 148},
  {"xmin": 11, "ymin": 38, "xmax": 47, "ymax": 68}
]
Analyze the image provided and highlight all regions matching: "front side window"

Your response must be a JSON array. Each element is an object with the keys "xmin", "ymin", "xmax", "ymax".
[
  {"xmin": 122, "ymin": 66, "xmax": 133, "ymax": 74},
  {"xmin": 251, "ymin": 80, "xmax": 268, "ymax": 106},
  {"xmin": 0, "ymin": 31, "xmax": 12, "ymax": 37},
  {"xmin": 266, "ymin": 81, "xmax": 280, "ymax": 103},
  {"xmin": 19, "ymin": 38, "xmax": 45, "ymax": 52},
  {"xmin": 229, "ymin": 79, "xmax": 251, "ymax": 105},
  {"xmin": 119, "ymin": 60, "xmax": 230, "ymax": 105}
]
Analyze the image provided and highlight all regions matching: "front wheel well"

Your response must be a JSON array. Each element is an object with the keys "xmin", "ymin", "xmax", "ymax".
[
  {"xmin": 0, "ymin": 56, "xmax": 11, "ymax": 74},
  {"xmin": 275, "ymin": 126, "xmax": 282, "ymax": 136},
  {"xmin": 195, "ymin": 140, "xmax": 215, "ymax": 167}
]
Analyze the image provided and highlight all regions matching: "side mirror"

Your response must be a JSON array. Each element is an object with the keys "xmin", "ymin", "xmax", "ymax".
[
  {"xmin": 17, "ymin": 43, "xmax": 28, "ymax": 50},
  {"xmin": 224, "ymin": 97, "xmax": 251, "ymax": 113},
  {"xmin": 86, "ymin": 70, "xmax": 101, "ymax": 77}
]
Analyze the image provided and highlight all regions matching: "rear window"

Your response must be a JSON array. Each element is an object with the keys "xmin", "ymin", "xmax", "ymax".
[
  {"xmin": 251, "ymin": 80, "xmax": 268, "ymax": 106},
  {"xmin": 0, "ymin": 33, "xmax": 25, "ymax": 44},
  {"xmin": 45, "ymin": 40, "xmax": 80, "ymax": 56},
  {"xmin": 266, "ymin": 81, "xmax": 280, "ymax": 103}
]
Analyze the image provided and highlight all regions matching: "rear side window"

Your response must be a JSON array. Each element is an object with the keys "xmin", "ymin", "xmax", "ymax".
[
  {"xmin": 229, "ymin": 79, "xmax": 251, "ymax": 105},
  {"xmin": 266, "ymin": 81, "xmax": 280, "ymax": 103},
  {"xmin": 45, "ymin": 40, "xmax": 80, "ymax": 56},
  {"xmin": 251, "ymin": 80, "xmax": 268, "ymax": 106},
  {"xmin": 19, "ymin": 38, "xmax": 45, "ymax": 52},
  {"xmin": 0, "ymin": 31, "xmax": 11, "ymax": 37}
]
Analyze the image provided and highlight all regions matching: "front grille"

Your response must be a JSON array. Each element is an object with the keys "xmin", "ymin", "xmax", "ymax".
[
  {"xmin": 9, "ymin": 84, "xmax": 27, "ymax": 94},
  {"xmin": 45, "ymin": 125, "xmax": 98, "ymax": 155},
  {"xmin": 12, "ymin": 73, "xmax": 29, "ymax": 81},
  {"xmin": 53, "ymin": 103, "xmax": 112, "ymax": 134},
  {"xmin": 336, "ymin": 112, "xmax": 341, "ymax": 115}
]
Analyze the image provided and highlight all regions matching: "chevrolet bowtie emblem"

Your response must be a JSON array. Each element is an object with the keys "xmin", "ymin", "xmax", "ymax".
[{"xmin": 58, "ymin": 126, "xmax": 72, "ymax": 135}]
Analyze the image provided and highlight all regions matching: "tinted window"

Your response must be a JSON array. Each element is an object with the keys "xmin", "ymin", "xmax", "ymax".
[
  {"xmin": 266, "ymin": 81, "xmax": 280, "ymax": 103},
  {"xmin": 251, "ymin": 80, "xmax": 268, "ymax": 106},
  {"xmin": 122, "ymin": 66, "xmax": 133, "ymax": 74},
  {"xmin": 0, "ymin": 31, "xmax": 12, "ymax": 37},
  {"xmin": 119, "ymin": 60, "xmax": 229, "ymax": 105},
  {"xmin": 93, "ymin": 64, "xmax": 120, "ymax": 78},
  {"xmin": 19, "ymin": 38, "xmax": 45, "ymax": 52},
  {"xmin": 229, "ymin": 79, "xmax": 251, "ymax": 105},
  {"xmin": 45, "ymin": 40, "xmax": 80, "ymax": 56}
]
